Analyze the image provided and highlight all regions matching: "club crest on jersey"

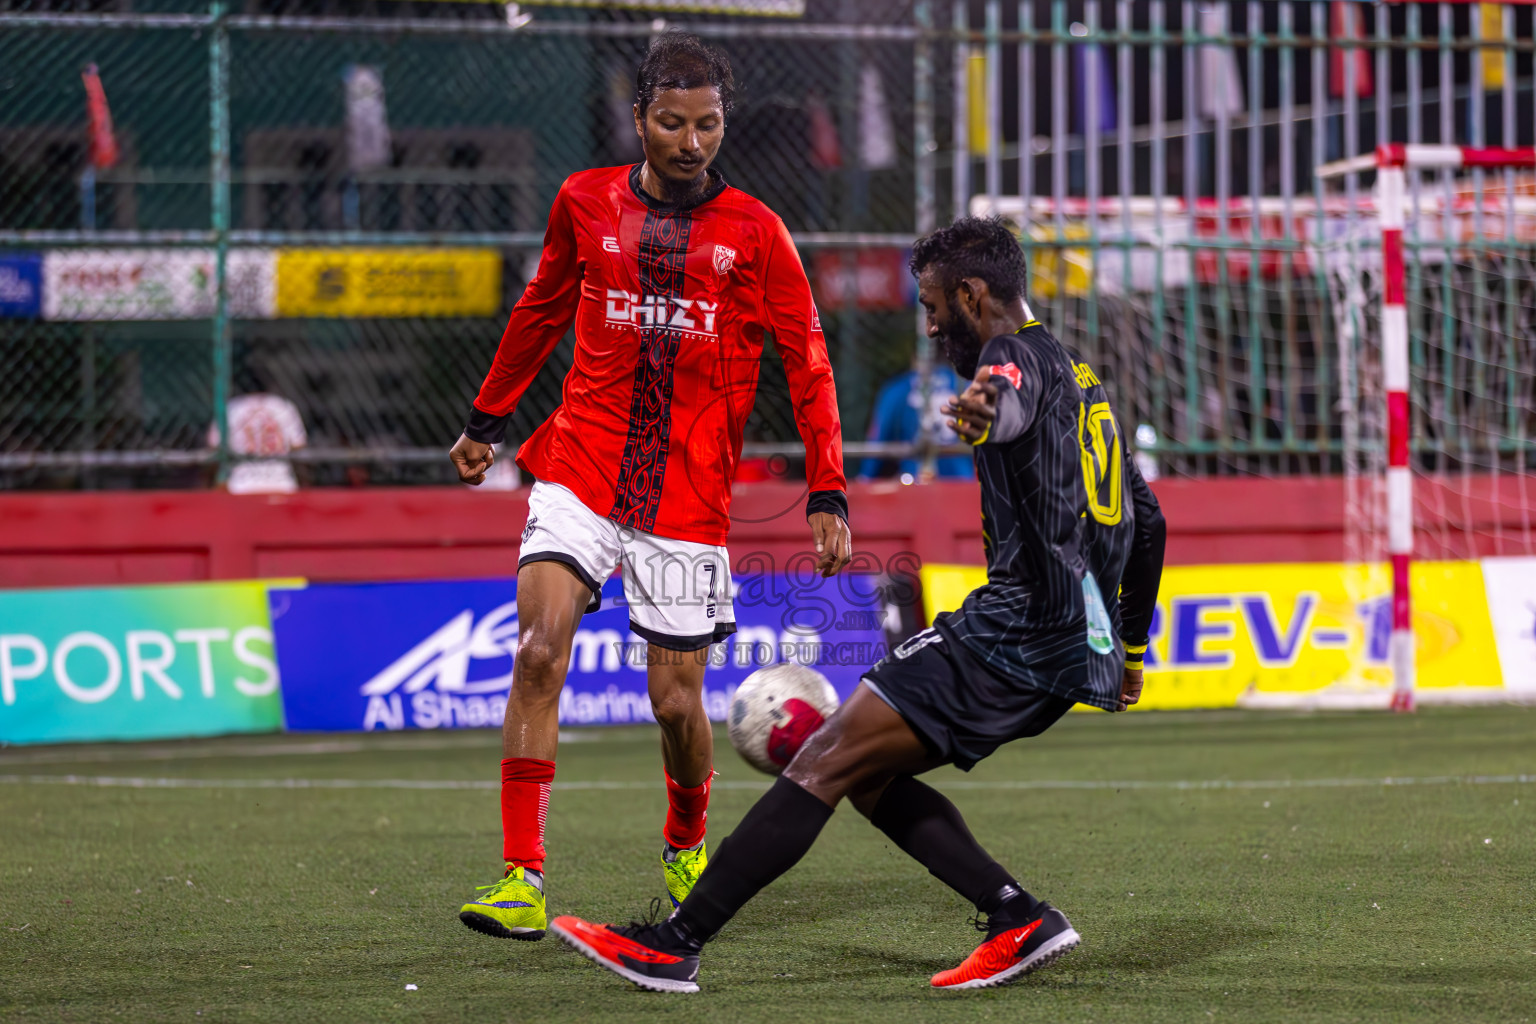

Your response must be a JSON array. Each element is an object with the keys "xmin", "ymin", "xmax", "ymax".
[
  {"xmin": 605, "ymin": 290, "xmax": 719, "ymax": 338},
  {"xmin": 985, "ymin": 362, "xmax": 1024, "ymax": 389},
  {"xmin": 712, "ymin": 244, "xmax": 737, "ymax": 276}
]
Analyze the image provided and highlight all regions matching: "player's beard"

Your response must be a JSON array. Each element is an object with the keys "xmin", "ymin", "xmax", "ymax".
[
  {"xmin": 936, "ymin": 313, "xmax": 984, "ymax": 379},
  {"xmin": 655, "ymin": 169, "xmax": 709, "ymax": 205},
  {"xmin": 642, "ymin": 127, "xmax": 712, "ymax": 205}
]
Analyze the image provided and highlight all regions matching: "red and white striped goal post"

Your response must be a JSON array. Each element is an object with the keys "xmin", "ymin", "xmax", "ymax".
[{"xmin": 1315, "ymin": 143, "xmax": 1536, "ymax": 712}]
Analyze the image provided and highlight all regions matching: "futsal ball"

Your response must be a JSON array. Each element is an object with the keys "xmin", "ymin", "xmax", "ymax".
[{"xmin": 727, "ymin": 664, "xmax": 840, "ymax": 776}]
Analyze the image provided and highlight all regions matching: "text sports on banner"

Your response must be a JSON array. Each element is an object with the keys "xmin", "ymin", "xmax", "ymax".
[{"xmin": 0, "ymin": 581, "xmax": 287, "ymax": 745}]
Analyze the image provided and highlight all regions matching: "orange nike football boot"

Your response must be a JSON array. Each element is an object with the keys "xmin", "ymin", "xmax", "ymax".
[
  {"xmin": 550, "ymin": 908, "xmax": 701, "ymax": 993},
  {"xmin": 931, "ymin": 902, "xmax": 1081, "ymax": 990}
]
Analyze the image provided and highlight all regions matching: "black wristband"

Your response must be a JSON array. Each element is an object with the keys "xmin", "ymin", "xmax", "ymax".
[
  {"xmin": 805, "ymin": 489, "xmax": 848, "ymax": 523},
  {"xmin": 465, "ymin": 406, "xmax": 510, "ymax": 445}
]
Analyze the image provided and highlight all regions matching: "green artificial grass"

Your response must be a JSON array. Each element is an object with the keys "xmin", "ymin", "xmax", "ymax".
[{"xmin": 2, "ymin": 706, "xmax": 1533, "ymax": 1023}]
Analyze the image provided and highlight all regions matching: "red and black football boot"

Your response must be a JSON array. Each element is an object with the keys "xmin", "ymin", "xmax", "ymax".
[
  {"xmin": 931, "ymin": 902, "xmax": 1080, "ymax": 990},
  {"xmin": 550, "ymin": 904, "xmax": 701, "ymax": 994}
]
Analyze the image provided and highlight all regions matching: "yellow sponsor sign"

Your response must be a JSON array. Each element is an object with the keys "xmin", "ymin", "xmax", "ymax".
[
  {"xmin": 1025, "ymin": 222, "xmax": 1095, "ymax": 300},
  {"xmin": 920, "ymin": 561, "xmax": 1503, "ymax": 710},
  {"xmin": 275, "ymin": 248, "xmax": 501, "ymax": 318}
]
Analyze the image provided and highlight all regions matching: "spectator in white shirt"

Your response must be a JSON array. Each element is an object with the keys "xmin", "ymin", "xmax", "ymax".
[{"xmin": 208, "ymin": 390, "xmax": 307, "ymax": 495}]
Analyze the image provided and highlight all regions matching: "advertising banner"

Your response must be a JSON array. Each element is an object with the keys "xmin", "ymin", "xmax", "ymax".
[
  {"xmin": 1482, "ymin": 556, "xmax": 1536, "ymax": 694},
  {"xmin": 42, "ymin": 249, "xmax": 275, "ymax": 320},
  {"xmin": 922, "ymin": 561, "xmax": 1505, "ymax": 709},
  {"xmin": 270, "ymin": 574, "xmax": 889, "ymax": 733},
  {"xmin": 0, "ymin": 581, "xmax": 287, "ymax": 745},
  {"xmin": 0, "ymin": 252, "xmax": 43, "ymax": 318},
  {"xmin": 811, "ymin": 249, "xmax": 914, "ymax": 311},
  {"xmin": 513, "ymin": 1, "xmax": 805, "ymax": 14},
  {"xmin": 274, "ymin": 248, "xmax": 501, "ymax": 318}
]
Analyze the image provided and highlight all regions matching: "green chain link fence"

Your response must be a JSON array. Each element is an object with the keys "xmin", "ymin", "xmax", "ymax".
[
  {"xmin": 2, "ymin": 0, "xmax": 1534, "ymax": 494},
  {"xmin": 0, "ymin": 1, "xmax": 923, "ymax": 488}
]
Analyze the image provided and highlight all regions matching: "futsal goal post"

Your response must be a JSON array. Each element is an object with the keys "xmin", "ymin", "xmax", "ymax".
[{"xmin": 1315, "ymin": 143, "xmax": 1536, "ymax": 712}]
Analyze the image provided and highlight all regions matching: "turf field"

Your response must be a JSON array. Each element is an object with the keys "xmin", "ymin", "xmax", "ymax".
[{"xmin": 2, "ymin": 706, "xmax": 1533, "ymax": 1023}]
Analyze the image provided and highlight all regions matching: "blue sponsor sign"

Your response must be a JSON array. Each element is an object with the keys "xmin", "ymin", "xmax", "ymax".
[
  {"xmin": 269, "ymin": 574, "xmax": 890, "ymax": 733},
  {"xmin": 0, "ymin": 253, "xmax": 42, "ymax": 318}
]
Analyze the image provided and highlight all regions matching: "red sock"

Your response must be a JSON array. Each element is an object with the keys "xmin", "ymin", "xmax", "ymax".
[
  {"xmin": 664, "ymin": 771, "xmax": 713, "ymax": 850},
  {"xmin": 501, "ymin": 757, "xmax": 556, "ymax": 871}
]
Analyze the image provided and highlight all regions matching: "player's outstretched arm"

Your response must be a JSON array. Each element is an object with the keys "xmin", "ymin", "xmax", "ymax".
[
  {"xmin": 945, "ymin": 340, "xmax": 1045, "ymax": 446},
  {"xmin": 1116, "ymin": 454, "xmax": 1166, "ymax": 710},
  {"xmin": 449, "ymin": 181, "xmax": 583, "ymax": 481}
]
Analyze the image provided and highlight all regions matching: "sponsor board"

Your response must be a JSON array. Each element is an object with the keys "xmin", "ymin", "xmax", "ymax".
[
  {"xmin": 42, "ymin": 249, "xmax": 275, "ymax": 320},
  {"xmin": 921, "ymin": 561, "xmax": 1504, "ymax": 709},
  {"xmin": 274, "ymin": 248, "xmax": 501, "ymax": 318},
  {"xmin": 519, "ymin": 0, "xmax": 805, "ymax": 14},
  {"xmin": 811, "ymin": 248, "xmax": 915, "ymax": 311},
  {"xmin": 0, "ymin": 252, "xmax": 43, "ymax": 318},
  {"xmin": 1483, "ymin": 556, "xmax": 1536, "ymax": 693},
  {"xmin": 270, "ymin": 574, "xmax": 889, "ymax": 733},
  {"xmin": 0, "ymin": 581, "xmax": 288, "ymax": 745}
]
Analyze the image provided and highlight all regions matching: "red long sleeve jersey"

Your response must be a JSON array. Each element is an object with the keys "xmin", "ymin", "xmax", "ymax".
[{"xmin": 471, "ymin": 164, "xmax": 846, "ymax": 546}]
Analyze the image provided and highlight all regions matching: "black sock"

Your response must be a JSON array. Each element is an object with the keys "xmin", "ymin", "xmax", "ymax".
[
  {"xmin": 868, "ymin": 776, "xmax": 1040, "ymax": 917},
  {"xmin": 671, "ymin": 776, "xmax": 834, "ymax": 944}
]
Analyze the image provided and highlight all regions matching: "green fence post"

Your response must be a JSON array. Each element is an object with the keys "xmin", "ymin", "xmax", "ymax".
[{"xmin": 210, "ymin": 0, "xmax": 232, "ymax": 487}]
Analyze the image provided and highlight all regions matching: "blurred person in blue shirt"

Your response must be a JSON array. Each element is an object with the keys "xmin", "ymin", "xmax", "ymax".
[{"xmin": 858, "ymin": 361, "xmax": 975, "ymax": 481}]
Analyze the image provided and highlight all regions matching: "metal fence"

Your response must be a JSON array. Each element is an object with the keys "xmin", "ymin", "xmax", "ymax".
[{"xmin": 0, "ymin": 0, "xmax": 1532, "ymax": 489}]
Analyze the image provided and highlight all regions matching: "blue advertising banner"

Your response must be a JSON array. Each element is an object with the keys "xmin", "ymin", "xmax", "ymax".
[
  {"xmin": 270, "ymin": 575, "xmax": 890, "ymax": 733},
  {"xmin": 0, "ymin": 253, "xmax": 42, "ymax": 318}
]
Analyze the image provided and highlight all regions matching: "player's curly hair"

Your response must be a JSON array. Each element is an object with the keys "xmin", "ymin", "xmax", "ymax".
[
  {"xmin": 636, "ymin": 31, "xmax": 736, "ymax": 119},
  {"xmin": 909, "ymin": 216, "xmax": 1028, "ymax": 304}
]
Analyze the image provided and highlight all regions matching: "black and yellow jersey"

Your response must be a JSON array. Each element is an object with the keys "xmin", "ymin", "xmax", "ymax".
[{"xmin": 938, "ymin": 320, "xmax": 1166, "ymax": 711}]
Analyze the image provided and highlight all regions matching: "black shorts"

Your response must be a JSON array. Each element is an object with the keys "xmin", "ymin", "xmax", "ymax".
[{"xmin": 861, "ymin": 624, "xmax": 1074, "ymax": 771}]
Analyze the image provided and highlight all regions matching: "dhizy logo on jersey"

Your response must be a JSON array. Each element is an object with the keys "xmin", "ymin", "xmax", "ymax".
[{"xmin": 605, "ymin": 290, "xmax": 719, "ymax": 338}]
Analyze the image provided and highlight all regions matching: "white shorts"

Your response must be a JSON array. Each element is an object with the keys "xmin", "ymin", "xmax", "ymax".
[{"xmin": 518, "ymin": 481, "xmax": 736, "ymax": 651}]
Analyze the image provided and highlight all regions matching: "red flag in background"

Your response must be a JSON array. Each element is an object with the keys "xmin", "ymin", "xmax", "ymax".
[
  {"xmin": 82, "ymin": 63, "xmax": 119, "ymax": 169},
  {"xmin": 806, "ymin": 92, "xmax": 841, "ymax": 171},
  {"xmin": 1329, "ymin": 2, "xmax": 1374, "ymax": 99}
]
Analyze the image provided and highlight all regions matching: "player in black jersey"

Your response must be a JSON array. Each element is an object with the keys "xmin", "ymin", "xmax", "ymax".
[{"xmin": 548, "ymin": 216, "xmax": 1168, "ymax": 993}]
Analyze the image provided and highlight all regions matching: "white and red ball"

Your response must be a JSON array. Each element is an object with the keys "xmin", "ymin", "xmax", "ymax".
[{"xmin": 727, "ymin": 664, "xmax": 840, "ymax": 776}]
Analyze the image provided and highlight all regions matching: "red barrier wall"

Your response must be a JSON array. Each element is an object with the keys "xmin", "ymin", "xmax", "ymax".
[{"xmin": 0, "ymin": 476, "xmax": 1529, "ymax": 589}]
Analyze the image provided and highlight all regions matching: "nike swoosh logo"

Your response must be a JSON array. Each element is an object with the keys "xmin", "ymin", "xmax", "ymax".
[{"xmin": 1013, "ymin": 919, "xmax": 1043, "ymax": 950}]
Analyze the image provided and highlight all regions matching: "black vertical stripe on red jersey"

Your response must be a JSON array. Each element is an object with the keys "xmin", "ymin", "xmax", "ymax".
[{"xmin": 609, "ymin": 206, "xmax": 692, "ymax": 532}]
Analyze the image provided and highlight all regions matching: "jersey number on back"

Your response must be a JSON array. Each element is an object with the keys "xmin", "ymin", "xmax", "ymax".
[{"xmin": 1078, "ymin": 401, "xmax": 1123, "ymax": 525}]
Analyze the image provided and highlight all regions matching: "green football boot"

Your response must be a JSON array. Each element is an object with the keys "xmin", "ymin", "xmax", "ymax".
[
  {"xmin": 459, "ymin": 865, "xmax": 546, "ymax": 940},
  {"xmin": 662, "ymin": 841, "xmax": 708, "ymax": 908}
]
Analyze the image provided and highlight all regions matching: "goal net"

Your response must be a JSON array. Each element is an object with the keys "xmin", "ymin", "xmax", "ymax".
[
  {"xmin": 976, "ymin": 153, "xmax": 1536, "ymax": 709},
  {"xmin": 1315, "ymin": 145, "xmax": 1536, "ymax": 709}
]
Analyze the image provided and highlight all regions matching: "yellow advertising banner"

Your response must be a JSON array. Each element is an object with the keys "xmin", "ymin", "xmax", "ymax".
[
  {"xmin": 275, "ymin": 248, "xmax": 501, "ymax": 318},
  {"xmin": 920, "ymin": 561, "xmax": 1504, "ymax": 710}
]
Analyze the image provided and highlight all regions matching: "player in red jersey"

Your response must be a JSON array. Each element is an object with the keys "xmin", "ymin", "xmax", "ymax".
[{"xmin": 448, "ymin": 33, "xmax": 852, "ymax": 941}]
